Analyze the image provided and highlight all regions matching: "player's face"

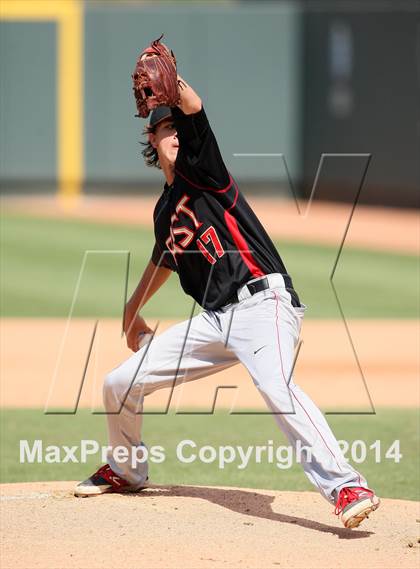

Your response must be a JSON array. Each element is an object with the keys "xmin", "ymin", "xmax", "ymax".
[{"xmin": 150, "ymin": 119, "xmax": 179, "ymax": 166}]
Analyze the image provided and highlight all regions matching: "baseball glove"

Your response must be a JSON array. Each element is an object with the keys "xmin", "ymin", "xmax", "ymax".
[{"xmin": 132, "ymin": 34, "xmax": 180, "ymax": 118}]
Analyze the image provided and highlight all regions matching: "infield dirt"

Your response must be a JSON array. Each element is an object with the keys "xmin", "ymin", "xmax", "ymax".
[
  {"xmin": 1, "ymin": 318, "xmax": 418, "ymax": 409},
  {"xmin": 1, "ymin": 481, "xmax": 419, "ymax": 569}
]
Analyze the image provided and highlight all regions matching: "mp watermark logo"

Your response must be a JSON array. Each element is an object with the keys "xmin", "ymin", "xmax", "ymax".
[{"xmin": 43, "ymin": 153, "xmax": 378, "ymax": 416}]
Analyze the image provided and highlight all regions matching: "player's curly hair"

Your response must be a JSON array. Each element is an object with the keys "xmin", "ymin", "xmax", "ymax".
[{"xmin": 140, "ymin": 125, "xmax": 161, "ymax": 169}]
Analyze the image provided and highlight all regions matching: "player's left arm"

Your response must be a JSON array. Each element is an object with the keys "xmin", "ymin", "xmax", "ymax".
[{"xmin": 172, "ymin": 75, "xmax": 231, "ymax": 190}]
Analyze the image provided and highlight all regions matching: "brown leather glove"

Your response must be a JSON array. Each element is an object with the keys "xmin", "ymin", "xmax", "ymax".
[{"xmin": 132, "ymin": 35, "xmax": 180, "ymax": 118}]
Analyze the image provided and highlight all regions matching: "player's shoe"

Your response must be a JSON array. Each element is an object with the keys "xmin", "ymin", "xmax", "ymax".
[
  {"xmin": 335, "ymin": 486, "xmax": 380, "ymax": 528},
  {"xmin": 74, "ymin": 464, "xmax": 149, "ymax": 497}
]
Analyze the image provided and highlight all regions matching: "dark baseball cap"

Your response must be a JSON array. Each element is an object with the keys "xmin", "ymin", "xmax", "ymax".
[{"xmin": 149, "ymin": 106, "xmax": 172, "ymax": 128}]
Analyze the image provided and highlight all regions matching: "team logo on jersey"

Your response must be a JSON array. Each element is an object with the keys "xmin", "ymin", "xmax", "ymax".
[{"xmin": 166, "ymin": 195, "xmax": 225, "ymax": 265}]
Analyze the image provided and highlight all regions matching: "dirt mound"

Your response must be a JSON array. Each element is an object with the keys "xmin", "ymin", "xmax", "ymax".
[{"xmin": 1, "ymin": 481, "xmax": 418, "ymax": 568}]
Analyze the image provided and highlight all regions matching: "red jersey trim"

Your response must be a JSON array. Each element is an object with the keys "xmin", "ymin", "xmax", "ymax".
[
  {"xmin": 227, "ymin": 179, "xmax": 240, "ymax": 211},
  {"xmin": 224, "ymin": 210, "xmax": 265, "ymax": 278},
  {"xmin": 175, "ymin": 169, "xmax": 233, "ymax": 193}
]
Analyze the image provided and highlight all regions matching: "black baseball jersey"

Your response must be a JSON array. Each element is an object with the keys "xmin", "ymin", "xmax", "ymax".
[{"xmin": 151, "ymin": 106, "xmax": 298, "ymax": 310}]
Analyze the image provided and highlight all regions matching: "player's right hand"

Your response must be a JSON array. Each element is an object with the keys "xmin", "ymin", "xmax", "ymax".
[{"xmin": 124, "ymin": 313, "xmax": 153, "ymax": 352}]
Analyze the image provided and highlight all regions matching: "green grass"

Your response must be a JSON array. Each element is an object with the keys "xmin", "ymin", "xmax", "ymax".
[
  {"xmin": 1, "ymin": 408, "xmax": 418, "ymax": 501},
  {"xmin": 1, "ymin": 212, "xmax": 419, "ymax": 318}
]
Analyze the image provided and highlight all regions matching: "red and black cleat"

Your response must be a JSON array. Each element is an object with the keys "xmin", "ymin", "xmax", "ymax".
[
  {"xmin": 335, "ymin": 486, "xmax": 380, "ymax": 528},
  {"xmin": 74, "ymin": 464, "xmax": 148, "ymax": 497}
]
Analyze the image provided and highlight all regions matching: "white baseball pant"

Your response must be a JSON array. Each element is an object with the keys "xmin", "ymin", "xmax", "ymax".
[{"xmin": 103, "ymin": 274, "xmax": 366, "ymax": 503}]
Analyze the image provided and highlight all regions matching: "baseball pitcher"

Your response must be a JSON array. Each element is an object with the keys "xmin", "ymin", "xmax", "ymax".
[{"xmin": 75, "ymin": 36, "xmax": 380, "ymax": 529}]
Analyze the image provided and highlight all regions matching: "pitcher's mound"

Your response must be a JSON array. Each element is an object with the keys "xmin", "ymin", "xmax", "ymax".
[{"xmin": 1, "ymin": 481, "xmax": 418, "ymax": 569}]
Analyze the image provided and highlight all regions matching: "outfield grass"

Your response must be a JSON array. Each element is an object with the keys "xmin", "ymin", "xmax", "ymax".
[
  {"xmin": 1, "ymin": 408, "xmax": 418, "ymax": 501},
  {"xmin": 1, "ymin": 213, "xmax": 418, "ymax": 318}
]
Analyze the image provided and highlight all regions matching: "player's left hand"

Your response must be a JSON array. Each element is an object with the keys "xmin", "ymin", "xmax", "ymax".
[{"xmin": 132, "ymin": 34, "xmax": 180, "ymax": 118}]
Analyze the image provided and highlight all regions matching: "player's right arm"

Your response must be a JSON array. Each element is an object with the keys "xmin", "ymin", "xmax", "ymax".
[{"xmin": 124, "ymin": 258, "xmax": 172, "ymax": 352}]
